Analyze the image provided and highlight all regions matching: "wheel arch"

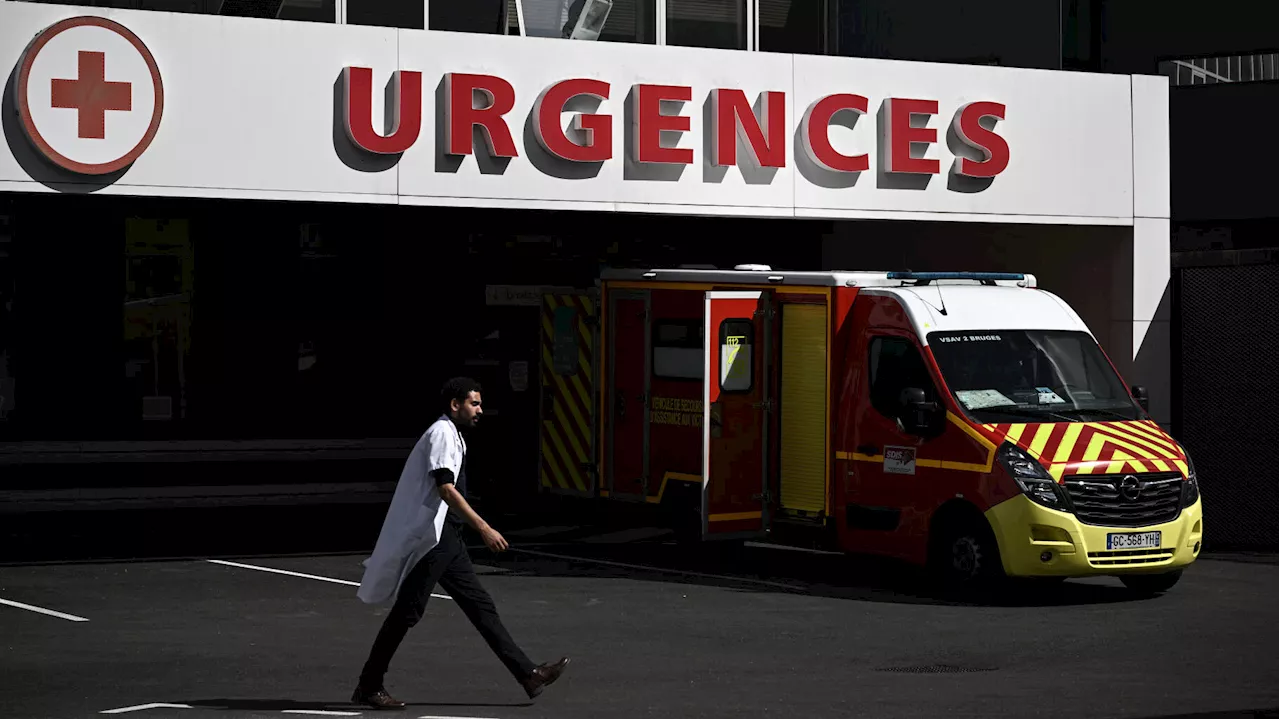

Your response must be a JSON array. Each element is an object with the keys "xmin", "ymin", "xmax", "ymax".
[{"xmin": 928, "ymin": 497, "xmax": 1002, "ymax": 572}]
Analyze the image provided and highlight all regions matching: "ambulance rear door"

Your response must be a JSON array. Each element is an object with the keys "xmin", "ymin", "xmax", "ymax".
[{"xmin": 701, "ymin": 290, "xmax": 772, "ymax": 539}]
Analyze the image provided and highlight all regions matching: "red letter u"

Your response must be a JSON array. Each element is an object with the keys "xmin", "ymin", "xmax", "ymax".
[{"xmin": 343, "ymin": 66, "xmax": 422, "ymax": 155}]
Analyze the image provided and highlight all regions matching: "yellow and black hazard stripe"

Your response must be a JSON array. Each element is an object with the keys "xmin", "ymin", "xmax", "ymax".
[{"xmin": 539, "ymin": 293, "xmax": 596, "ymax": 494}]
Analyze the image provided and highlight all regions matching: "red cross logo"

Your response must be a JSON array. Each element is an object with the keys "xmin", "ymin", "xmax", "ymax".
[
  {"xmin": 51, "ymin": 51, "xmax": 133, "ymax": 140},
  {"xmin": 16, "ymin": 16, "xmax": 164, "ymax": 176}
]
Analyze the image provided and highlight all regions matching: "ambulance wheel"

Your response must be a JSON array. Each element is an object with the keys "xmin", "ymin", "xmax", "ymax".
[
  {"xmin": 929, "ymin": 509, "xmax": 1004, "ymax": 589},
  {"xmin": 1119, "ymin": 570, "xmax": 1182, "ymax": 597}
]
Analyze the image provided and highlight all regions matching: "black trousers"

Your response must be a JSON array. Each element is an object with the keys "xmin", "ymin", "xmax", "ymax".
[{"xmin": 359, "ymin": 523, "xmax": 537, "ymax": 687}]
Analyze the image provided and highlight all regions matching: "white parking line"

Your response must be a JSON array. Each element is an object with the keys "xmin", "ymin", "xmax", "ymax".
[
  {"xmin": 507, "ymin": 548, "xmax": 807, "ymax": 592},
  {"xmin": 100, "ymin": 703, "xmax": 193, "ymax": 714},
  {"xmin": 281, "ymin": 711, "xmax": 362, "ymax": 716},
  {"xmin": 0, "ymin": 597, "xmax": 89, "ymax": 622},
  {"xmin": 207, "ymin": 559, "xmax": 451, "ymax": 600}
]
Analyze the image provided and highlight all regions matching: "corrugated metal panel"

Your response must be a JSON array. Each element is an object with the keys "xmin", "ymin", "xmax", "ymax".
[{"xmin": 779, "ymin": 303, "xmax": 827, "ymax": 515}]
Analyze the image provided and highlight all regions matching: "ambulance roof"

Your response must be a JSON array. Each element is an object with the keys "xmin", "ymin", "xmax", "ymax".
[
  {"xmin": 862, "ymin": 286, "xmax": 1094, "ymax": 344},
  {"xmin": 598, "ymin": 267, "xmax": 1037, "ymax": 289},
  {"xmin": 600, "ymin": 267, "xmax": 1095, "ymax": 344}
]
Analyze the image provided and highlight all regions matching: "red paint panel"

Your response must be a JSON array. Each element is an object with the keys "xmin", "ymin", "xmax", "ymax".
[
  {"xmin": 610, "ymin": 298, "xmax": 648, "ymax": 496},
  {"xmin": 647, "ymin": 289, "xmax": 705, "ymax": 500}
]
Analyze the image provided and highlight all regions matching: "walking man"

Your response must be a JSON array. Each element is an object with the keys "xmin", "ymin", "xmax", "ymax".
[{"xmin": 353, "ymin": 377, "xmax": 569, "ymax": 709}]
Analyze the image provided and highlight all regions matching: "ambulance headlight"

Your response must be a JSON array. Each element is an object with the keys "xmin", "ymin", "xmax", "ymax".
[
  {"xmin": 998, "ymin": 442, "xmax": 1064, "ymax": 509},
  {"xmin": 1181, "ymin": 456, "xmax": 1200, "ymax": 508}
]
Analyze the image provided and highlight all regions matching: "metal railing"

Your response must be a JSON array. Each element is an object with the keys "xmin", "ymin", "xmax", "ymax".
[{"xmin": 1158, "ymin": 52, "xmax": 1278, "ymax": 86}]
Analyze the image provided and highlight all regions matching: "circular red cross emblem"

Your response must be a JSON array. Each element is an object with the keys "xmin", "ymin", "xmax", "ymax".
[{"xmin": 16, "ymin": 16, "xmax": 165, "ymax": 175}]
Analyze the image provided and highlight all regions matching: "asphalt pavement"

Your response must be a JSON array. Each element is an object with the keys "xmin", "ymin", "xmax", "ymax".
[{"xmin": 0, "ymin": 506, "xmax": 1276, "ymax": 719}]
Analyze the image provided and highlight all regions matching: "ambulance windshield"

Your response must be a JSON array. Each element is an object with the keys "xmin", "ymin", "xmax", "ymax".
[{"xmin": 927, "ymin": 330, "xmax": 1144, "ymax": 423}]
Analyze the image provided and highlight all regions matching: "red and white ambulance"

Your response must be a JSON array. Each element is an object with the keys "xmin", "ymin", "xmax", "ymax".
[{"xmin": 535, "ymin": 266, "xmax": 1203, "ymax": 593}]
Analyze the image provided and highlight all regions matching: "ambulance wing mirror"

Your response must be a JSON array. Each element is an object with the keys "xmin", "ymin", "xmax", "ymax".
[
  {"xmin": 897, "ymin": 387, "xmax": 942, "ymax": 436},
  {"xmin": 1130, "ymin": 385, "xmax": 1150, "ymax": 412}
]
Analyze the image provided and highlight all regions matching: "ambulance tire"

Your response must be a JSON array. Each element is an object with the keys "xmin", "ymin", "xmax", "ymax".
[
  {"xmin": 1119, "ymin": 570, "xmax": 1182, "ymax": 597},
  {"xmin": 929, "ymin": 506, "xmax": 1005, "ymax": 591}
]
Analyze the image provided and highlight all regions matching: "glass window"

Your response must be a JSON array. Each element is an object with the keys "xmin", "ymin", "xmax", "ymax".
[
  {"xmin": 758, "ymin": 0, "xmax": 825, "ymax": 54},
  {"xmin": 668, "ymin": 0, "xmax": 746, "ymax": 50},
  {"xmin": 349, "ymin": 0, "xmax": 423, "ymax": 29},
  {"xmin": 653, "ymin": 319, "xmax": 703, "ymax": 381},
  {"xmin": 20, "ymin": 0, "xmax": 335, "ymax": 23},
  {"xmin": 928, "ymin": 330, "xmax": 1143, "ymax": 424},
  {"xmin": 868, "ymin": 336, "xmax": 938, "ymax": 420},
  {"xmin": 429, "ymin": 0, "xmax": 509, "ymax": 33},
  {"xmin": 516, "ymin": 0, "xmax": 655, "ymax": 43},
  {"xmin": 718, "ymin": 318, "xmax": 753, "ymax": 392}
]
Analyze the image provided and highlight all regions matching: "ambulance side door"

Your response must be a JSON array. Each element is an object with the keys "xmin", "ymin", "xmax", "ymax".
[
  {"xmin": 846, "ymin": 328, "xmax": 944, "ymax": 558},
  {"xmin": 701, "ymin": 290, "xmax": 771, "ymax": 539}
]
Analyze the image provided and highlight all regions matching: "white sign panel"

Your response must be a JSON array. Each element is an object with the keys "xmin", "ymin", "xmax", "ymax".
[{"xmin": 0, "ymin": 3, "xmax": 1158, "ymax": 224}]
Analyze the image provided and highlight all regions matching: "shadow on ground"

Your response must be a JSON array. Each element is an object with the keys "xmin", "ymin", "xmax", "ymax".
[
  {"xmin": 1, "ymin": 501, "xmax": 1254, "ymax": 610},
  {"xmin": 472, "ymin": 539, "xmax": 1150, "ymax": 609}
]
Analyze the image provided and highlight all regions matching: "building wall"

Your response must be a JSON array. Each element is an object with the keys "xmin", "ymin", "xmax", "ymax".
[
  {"xmin": 0, "ymin": 2, "xmax": 1154, "ymax": 227},
  {"xmin": 1098, "ymin": 0, "xmax": 1278, "ymax": 229}
]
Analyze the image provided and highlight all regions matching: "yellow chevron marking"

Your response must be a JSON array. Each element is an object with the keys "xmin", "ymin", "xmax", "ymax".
[
  {"xmin": 552, "ymin": 393, "xmax": 588, "ymax": 467},
  {"xmin": 1079, "ymin": 433, "xmax": 1109, "ymax": 474},
  {"xmin": 1152, "ymin": 459, "xmax": 1172, "ymax": 472},
  {"xmin": 1091, "ymin": 422, "xmax": 1173, "ymax": 460},
  {"xmin": 570, "ymin": 369, "xmax": 592, "ymax": 413},
  {"xmin": 1053, "ymin": 423, "xmax": 1084, "ymax": 464},
  {"xmin": 1048, "ymin": 464, "xmax": 1068, "ymax": 481},
  {"xmin": 542, "ymin": 345, "xmax": 591, "ymax": 446},
  {"xmin": 1173, "ymin": 459, "xmax": 1189, "ymax": 477},
  {"xmin": 1081, "ymin": 427, "xmax": 1175, "ymax": 466},
  {"xmin": 1006, "ymin": 424, "xmax": 1027, "ymax": 444},
  {"xmin": 1085, "ymin": 423, "xmax": 1159, "ymax": 460},
  {"xmin": 1117, "ymin": 421, "xmax": 1181, "ymax": 455},
  {"xmin": 544, "ymin": 419, "xmax": 586, "ymax": 492},
  {"xmin": 1105, "ymin": 450, "xmax": 1146, "ymax": 475},
  {"xmin": 540, "ymin": 437, "xmax": 570, "ymax": 490},
  {"xmin": 1028, "ymin": 424, "xmax": 1055, "ymax": 458}
]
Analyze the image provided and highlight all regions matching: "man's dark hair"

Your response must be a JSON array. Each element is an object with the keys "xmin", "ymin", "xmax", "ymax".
[{"xmin": 442, "ymin": 376, "xmax": 482, "ymax": 414}]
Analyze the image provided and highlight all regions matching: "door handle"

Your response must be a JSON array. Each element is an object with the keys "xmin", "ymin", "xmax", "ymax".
[{"xmin": 856, "ymin": 445, "xmax": 880, "ymax": 456}]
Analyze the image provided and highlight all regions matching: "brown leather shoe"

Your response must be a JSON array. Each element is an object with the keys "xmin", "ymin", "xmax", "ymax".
[
  {"xmin": 521, "ymin": 657, "xmax": 570, "ymax": 699},
  {"xmin": 351, "ymin": 685, "xmax": 406, "ymax": 710}
]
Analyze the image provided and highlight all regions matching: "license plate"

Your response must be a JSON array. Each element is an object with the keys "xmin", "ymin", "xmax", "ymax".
[{"xmin": 1106, "ymin": 531, "xmax": 1162, "ymax": 550}]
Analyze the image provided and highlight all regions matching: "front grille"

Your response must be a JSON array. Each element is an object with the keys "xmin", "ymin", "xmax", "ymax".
[
  {"xmin": 1062, "ymin": 473, "xmax": 1183, "ymax": 527},
  {"xmin": 1087, "ymin": 548, "xmax": 1175, "ymax": 567}
]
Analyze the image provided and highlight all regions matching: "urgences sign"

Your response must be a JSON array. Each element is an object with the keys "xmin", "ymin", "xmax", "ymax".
[{"xmin": 341, "ymin": 68, "xmax": 1010, "ymax": 185}]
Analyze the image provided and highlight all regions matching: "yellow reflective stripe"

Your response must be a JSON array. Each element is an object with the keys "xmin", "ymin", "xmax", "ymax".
[
  {"xmin": 1053, "ymin": 423, "xmax": 1084, "ymax": 464},
  {"xmin": 1028, "ymin": 424, "xmax": 1055, "ymax": 459},
  {"xmin": 709, "ymin": 511, "xmax": 762, "ymax": 522}
]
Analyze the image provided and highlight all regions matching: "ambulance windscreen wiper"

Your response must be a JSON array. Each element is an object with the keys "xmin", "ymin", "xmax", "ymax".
[
  {"xmin": 1052, "ymin": 406, "xmax": 1140, "ymax": 422},
  {"xmin": 978, "ymin": 405, "xmax": 1079, "ymax": 423}
]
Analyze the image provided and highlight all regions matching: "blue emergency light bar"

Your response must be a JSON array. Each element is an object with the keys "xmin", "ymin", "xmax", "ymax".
[{"xmin": 886, "ymin": 271, "xmax": 1026, "ymax": 282}]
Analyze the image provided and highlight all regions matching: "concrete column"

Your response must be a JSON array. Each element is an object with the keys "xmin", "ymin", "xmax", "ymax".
[{"xmin": 1129, "ymin": 74, "xmax": 1173, "ymax": 430}]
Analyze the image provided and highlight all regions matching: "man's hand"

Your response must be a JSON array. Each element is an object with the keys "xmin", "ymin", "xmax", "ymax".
[{"xmin": 480, "ymin": 525, "xmax": 509, "ymax": 553}]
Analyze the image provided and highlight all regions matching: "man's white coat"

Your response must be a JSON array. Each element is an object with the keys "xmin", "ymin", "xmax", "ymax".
[{"xmin": 357, "ymin": 415, "xmax": 465, "ymax": 605}]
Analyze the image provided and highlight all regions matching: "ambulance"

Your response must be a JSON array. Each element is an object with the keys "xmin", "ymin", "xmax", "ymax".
[{"xmin": 534, "ymin": 266, "xmax": 1203, "ymax": 594}]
